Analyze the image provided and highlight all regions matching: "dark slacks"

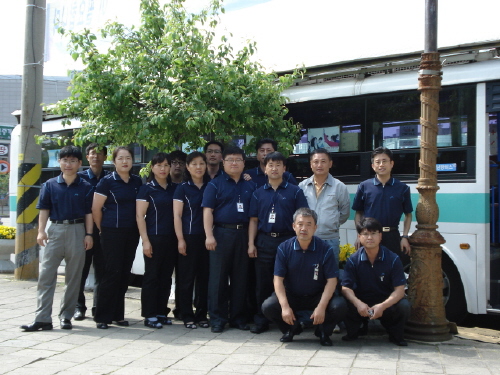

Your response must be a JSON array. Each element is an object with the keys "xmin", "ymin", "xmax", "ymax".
[
  {"xmin": 141, "ymin": 234, "xmax": 177, "ymax": 318},
  {"xmin": 262, "ymin": 291, "xmax": 347, "ymax": 336},
  {"xmin": 254, "ymin": 233, "xmax": 294, "ymax": 326},
  {"xmin": 94, "ymin": 226, "xmax": 139, "ymax": 323},
  {"xmin": 208, "ymin": 226, "xmax": 249, "ymax": 327},
  {"xmin": 175, "ymin": 233, "xmax": 208, "ymax": 323},
  {"xmin": 382, "ymin": 230, "xmax": 410, "ymax": 266},
  {"xmin": 76, "ymin": 225, "xmax": 103, "ymax": 315},
  {"xmin": 344, "ymin": 297, "xmax": 411, "ymax": 342}
]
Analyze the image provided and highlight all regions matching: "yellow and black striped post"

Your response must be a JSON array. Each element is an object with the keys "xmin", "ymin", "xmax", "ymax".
[{"xmin": 15, "ymin": 162, "xmax": 41, "ymax": 279}]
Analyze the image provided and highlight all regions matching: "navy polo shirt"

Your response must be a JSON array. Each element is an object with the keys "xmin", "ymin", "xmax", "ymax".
[
  {"xmin": 341, "ymin": 245, "xmax": 406, "ymax": 305},
  {"xmin": 95, "ymin": 172, "xmax": 143, "ymax": 228},
  {"xmin": 274, "ymin": 236, "xmax": 339, "ymax": 296},
  {"xmin": 173, "ymin": 180, "xmax": 207, "ymax": 235},
  {"xmin": 248, "ymin": 181, "xmax": 309, "ymax": 233},
  {"xmin": 37, "ymin": 174, "xmax": 93, "ymax": 221},
  {"xmin": 352, "ymin": 177, "xmax": 413, "ymax": 227},
  {"xmin": 246, "ymin": 166, "xmax": 298, "ymax": 188},
  {"xmin": 201, "ymin": 173, "xmax": 256, "ymax": 224},
  {"xmin": 78, "ymin": 168, "xmax": 110, "ymax": 187},
  {"xmin": 137, "ymin": 179, "xmax": 177, "ymax": 236}
]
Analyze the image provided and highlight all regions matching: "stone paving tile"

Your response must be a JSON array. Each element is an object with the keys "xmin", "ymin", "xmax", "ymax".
[
  {"xmin": 168, "ymin": 353, "xmax": 228, "ymax": 372},
  {"xmin": 113, "ymin": 367, "xmax": 163, "ymax": 375},
  {"xmin": 210, "ymin": 363, "xmax": 261, "ymax": 373},
  {"xmin": 443, "ymin": 365, "xmax": 493, "ymax": 375},
  {"xmin": 263, "ymin": 354, "xmax": 311, "ymax": 367},
  {"xmin": 351, "ymin": 359, "xmax": 398, "ymax": 371},
  {"xmin": 5, "ymin": 359, "xmax": 76, "ymax": 375},
  {"xmin": 302, "ymin": 368, "xmax": 351, "ymax": 375},
  {"xmin": 222, "ymin": 353, "xmax": 269, "ymax": 365},
  {"xmin": 255, "ymin": 365, "xmax": 304, "ymax": 375},
  {"xmin": 307, "ymin": 355, "xmax": 354, "ymax": 367},
  {"xmin": 57, "ymin": 363, "xmax": 121, "ymax": 374},
  {"xmin": 398, "ymin": 362, "xmax": 446, "ymax": 373},
  {"xmin": 157, "ymin": 370, "xmax": 206, "ymax": 375}
]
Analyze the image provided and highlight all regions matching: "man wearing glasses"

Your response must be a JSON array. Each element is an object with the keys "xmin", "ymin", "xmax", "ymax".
[
  {"xmin": 341, "ymin": 217, "xmax": 410, "ymax": 346},
  {"xmin": 202, "ymin": 147, "xmax": 256, "ymax": 333},
  {"xmin": 169, "ymin": 150, "xmax": 187, "ymax": 184},
  {"xmin": 204, "ymin": 141, "xmax": 224, "ymax": 180}
]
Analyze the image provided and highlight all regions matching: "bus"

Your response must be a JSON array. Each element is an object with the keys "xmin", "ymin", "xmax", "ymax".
[{"xmin": 280, "ymin": 40, "xmax": 500, "ymax": 323}]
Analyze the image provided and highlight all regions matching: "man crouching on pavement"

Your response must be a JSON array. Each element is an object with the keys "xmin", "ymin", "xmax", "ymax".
[
  {"xmin": 341, "ymin": 217, "xmax": 411, "ymax": 346},
  {"xmin": 262, "ymin": 207, "xmax": 347, "ymax": 346}
]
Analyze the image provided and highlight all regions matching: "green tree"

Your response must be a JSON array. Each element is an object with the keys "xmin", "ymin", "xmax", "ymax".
[{"xmin": 54, "ymin": 0, "xmax": 303, "ymax": 155}]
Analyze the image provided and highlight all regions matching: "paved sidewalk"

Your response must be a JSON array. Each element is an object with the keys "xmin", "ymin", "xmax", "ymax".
[{"xmin": 0, "ymin": 274, "xmax": 499, "ymax": 375}]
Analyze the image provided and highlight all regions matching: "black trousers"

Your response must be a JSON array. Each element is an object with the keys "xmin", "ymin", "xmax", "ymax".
[
  {"xmin": 254, "ymin": 233, "xmax": 294, "ymax": 326},
  {"xmin": 262, "ymin": 291, "xmax": 347, "ymax": 336},
  {"xmin": 76, "ymin": 225, "xmax": 103, "ymax": 315},
  {"xmin": 94, "ymin": 226, "xmax": 139, "ymax": 323},
  {"xmin": 176, "ymin": 233, "xmax": 209, "ymax": 323},
  {"xmin": 344, "ymin": 297, "xmax": 411, "ymax": 342},
  {"xmin": 382, "ymin": 230, "xmax": 410, "ymax": 267},
  {"xmin": 141, "ymin": 234, "xmax": 177, "ymax": 318},
  {"xmin": 208, "ymin": 226, "xmax": 249, "ymax": 327}
]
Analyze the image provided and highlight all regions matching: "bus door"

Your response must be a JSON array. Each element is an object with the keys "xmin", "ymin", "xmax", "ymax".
[{"xmin": 489, "ymin": 111, "xmax": 500, "ymax": 310}]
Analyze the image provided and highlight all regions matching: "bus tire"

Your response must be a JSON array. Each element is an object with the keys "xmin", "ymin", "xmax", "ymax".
[{"xmin": 442, "ymin": 254, "xmax": 468, "ymax": 324}]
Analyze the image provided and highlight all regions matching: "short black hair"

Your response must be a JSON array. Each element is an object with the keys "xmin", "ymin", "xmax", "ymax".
[
  {"xmin": 371, "ymin": 147, "xmax": 393, "ymax": 162},
  {"xmin": 256, "ymin": 138, "xmax": 277, "ymax": 152},
  {"xmin": 204, "ymin": 141, "xmax": 224, "ymax": 153},
  {"xmin": 356, "ymin": 217, "xmax": 383, "ymax": 234},
  {"xmin": 293, "ymin": 207, "xmax": 318, "ymax": 225},
  {"xmin": 310, "ymin": 148, "xmax": 332, "ymax": 161},
  {"xmin": 184, "ymin": 151, "xmax": 210, "ymax": 182},
  {"xmin": 170, "ymin": 150, "xmax": 187, "ymax": 162},
  {"xmin": 59, "ymin": 146, "xmax": 82, "ymax": 161},
  {"xmin": 112, "ymin": 146, "xmax": 133, "ymax": 162},
  {"xmin": 85, "ymin": 143, "xmax": 107, "ymax": 156},
  {"xmin": 148, "ymin": 152, "xmax": 171, "ymax": 182},
  {"xmin": 264, "ymin": 151, "xmax": 286, "ymax": 166},
  {"xmin": 223, "ymin": 146, "xmax": 245, "ymax": 160}
]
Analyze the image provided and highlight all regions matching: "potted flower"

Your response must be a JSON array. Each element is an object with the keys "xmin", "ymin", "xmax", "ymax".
[
  {"xmin": 0, "ymin": 225, "xmax": 16, "ymax": 273},
  {"xmin": 339, "ymin": 243, "xmax": 356, "ymax": 269}
]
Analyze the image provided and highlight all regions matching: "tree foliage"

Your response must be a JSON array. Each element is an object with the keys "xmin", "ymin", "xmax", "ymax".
[{"xmin": 54, "ymin": 0, "xmax": 303, "ymax": 155}]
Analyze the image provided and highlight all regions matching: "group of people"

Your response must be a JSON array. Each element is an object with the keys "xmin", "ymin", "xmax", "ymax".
[{"xmin": 21, "ymin": 138, "xmax": 413, "ymax": 347}]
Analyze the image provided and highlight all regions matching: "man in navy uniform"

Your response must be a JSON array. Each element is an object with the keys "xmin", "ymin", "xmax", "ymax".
[
  {"xmin": 248, "ymin": 152, "xmax": 309, "ymax": 334},
  {"xmin": 262, "ymin": 207, "xmax": 347, "ymax": 346},
  {"xmin": 245, "ymin": 138, "xmax": 298, "ymax": 187},
  {"xmin": 21, "ymin": 146, "xmax": 94, "ymax": 331},
  {"xmin": 341, "ymin": 217, "xmax": 410, "ymax": 346},
  {"xmin": 202, "ymin": 146, "xmax": 256, "ymax": 333},
  {"xmin": 204, "ymin": 141, "xmax": 224, "ymax": 180},
  {"xmin": 74, "ymin": 143, "xmax": 109, "ymax": 321}
]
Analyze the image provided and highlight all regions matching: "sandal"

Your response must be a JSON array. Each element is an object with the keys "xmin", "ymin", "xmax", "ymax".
[
  {"xmin": 184, "ymin": 322, "xmax": 197, "ymax": 329},
  {"xmin": 197, "ymin": 321, "xmax": 209, "ymax": 328},
  {"xmin": 144, "ymin": 318, "xmax": 163, "ymax": 329},
  {"xmin": 156, "ymin": 316, "xmax": 172, "ymax": 325}
]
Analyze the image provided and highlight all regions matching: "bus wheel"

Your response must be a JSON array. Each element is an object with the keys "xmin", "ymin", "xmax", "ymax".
[{"xmin": 404, "ymin": 254, "xmax": 468, "ymax": 324}]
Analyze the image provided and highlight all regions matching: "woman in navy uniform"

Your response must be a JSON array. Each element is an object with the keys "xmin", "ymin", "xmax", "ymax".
[
  {"xmin": 92, "ymin": 147, "xmax": 142, "ymax": 329},
  {"xmin": 137, "ymin": 152, "xmax": 178, "ymax": 328},
  {"xmin": 173, "ymin": 151, "xmax": 210, "ymax": 329}
]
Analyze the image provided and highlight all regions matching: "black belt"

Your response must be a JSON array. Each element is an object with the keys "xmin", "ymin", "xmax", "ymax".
[
  {"xmin": 262, "ymin": 231, "xmax": 295, "ymax": 238},
  {"xmin": 51, "ymin": 218, "xmax": 85, "ymax": 224},
  {"xmin": 382, "ymin": 226, "xmax": 399, "ymax": 232},
  {"xmin": 216, "ymin": 223, "xmax": 247, "ymax": 230}
]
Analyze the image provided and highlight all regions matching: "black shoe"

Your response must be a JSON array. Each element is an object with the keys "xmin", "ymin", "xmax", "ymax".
[
  {"xmin": 250, "ymin": 324, "xmax": 269, "ymax": 334},
  {"xmin": 114, "ymin": 320, "xmax": 129, "ymax": 327},
  {"xmin": 73, "ymin": 310, "xmax": 85, "ymax": 321},
  {"xmin": 96, "ymin": 323, "xmax": 109, "ymax": 329},
  {"xmin": 60, "ymin": 319, "xmax": 72, "ymax": 330},
  {"xmin": 317, "ymin": 330, "xmax": 333, "ymax": 346},
  {"xmin": 211, "ymin": 325, "xmax": 224, "ymax": 333},
  {"xmin": 157, "ymin": 316, "xmax": 172, "ymax": 325},
  {"xmin": 144, "ymin": 319, "xmax": 163, "ymax": 329},
  {"xmin": 389, "ymin": 335, "xmax": 408, "ymax": 346},
  {"xmin": 20, "ymin": 322, "xmax": 53, "ymax": 332},
  {"xmin": 173, "ymin": 308, "xmax": 183, "ymax": 320},
  {"xmin": 341, "ymin": 334, "xmax": 358, "ymax": 342},
  {"xmin": 359, "ymin": 320, "xmax": 369, "ymax": 336},
  {"xmin": 229, "ymin": 322, "xmax": 250, "ymax": 331},
  {"xmin": 280, "ymin": 324, "xmax": 302, "ymax": 342}
]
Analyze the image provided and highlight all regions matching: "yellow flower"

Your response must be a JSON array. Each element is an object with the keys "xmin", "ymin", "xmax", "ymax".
[{"xmin": 0, "ymin": 226, "xmax": 16, "ymax": 239}]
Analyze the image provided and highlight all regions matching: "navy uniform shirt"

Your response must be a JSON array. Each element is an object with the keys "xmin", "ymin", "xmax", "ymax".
[
  {"xmin": 95, "ymin": 172, "xmax": 143, "ymax": 228},
  {"xmin": 37, "ymin": 174, "xmax": 93, "ymax": 221},
  {"xmin": 78, "ymin": 168, "xmax": 110, "ymax": 187},
  {"xmin": 248, "ymin": 181, "xmax": 309, "ymax": 233},
  {"xmin": 246, "ymin": 166, "xmax": 298, "ymax": 188},
  {"xmin": 137, "ymin": 179, "xmax": 177, "ymax": 236},
  {"xmin": 341, "ymin": 245, "xmax": 406, "ymax": 306},
  {"xmin": 352, "ymin": 177, "xmax": 413, "ymax": 228},
  {"xmin": 202, "ymin": 173, "xmax": 256, "ymax": 224},
  {"xmin": 274, "ymin": 236, "xmax": 339, "ymax": 296},
  {"xmin": 173, "ymin": 180, "xmax": 207, "ymax": 235}
]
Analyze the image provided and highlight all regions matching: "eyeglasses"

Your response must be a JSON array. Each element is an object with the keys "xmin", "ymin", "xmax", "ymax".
[
  {"xmin": 224, "ymin": 159, "xmax": 244, "ymax": 164},
  {"xmin": 60, "ymin": 159, "xmax": 79, "ymax": 165},
  {"xmin": 360, "ymin": 232, "xmax": 380, "ymax": 238},
  {"xmin": 172, "ymin": 161, "xmax": 185, "ymax": 166},
  {"xmin": 206, "ymin": 149, "xmax": 221, "ymax": 154}
]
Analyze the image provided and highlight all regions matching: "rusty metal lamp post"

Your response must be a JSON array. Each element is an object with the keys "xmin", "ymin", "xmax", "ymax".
[{"xmin": 404, "ymin": 0, "xmax": 452, "ymax": 341}]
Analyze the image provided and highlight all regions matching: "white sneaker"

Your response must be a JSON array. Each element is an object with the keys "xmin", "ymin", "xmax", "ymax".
[{"xmin": 333, "ymin": 324, "xmax": 341, "ymax": 334}]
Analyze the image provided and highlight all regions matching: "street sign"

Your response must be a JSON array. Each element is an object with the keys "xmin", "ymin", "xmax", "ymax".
[
  {"xmin": 0, "ymin": 144, "xmax": 9, "ymax": 156},
  {"xmin": 0, "ymin": 160, "xmax": 9, "ymax": 174}
]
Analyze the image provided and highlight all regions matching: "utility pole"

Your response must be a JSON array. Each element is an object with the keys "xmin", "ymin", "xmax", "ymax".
[
  {"xmin": 14, "ymin": 0, "xmax": 46, "ymax": 280},
  {"xmin": 405, "ymin": 0, "xmax": 452, "ymax": 341}
]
